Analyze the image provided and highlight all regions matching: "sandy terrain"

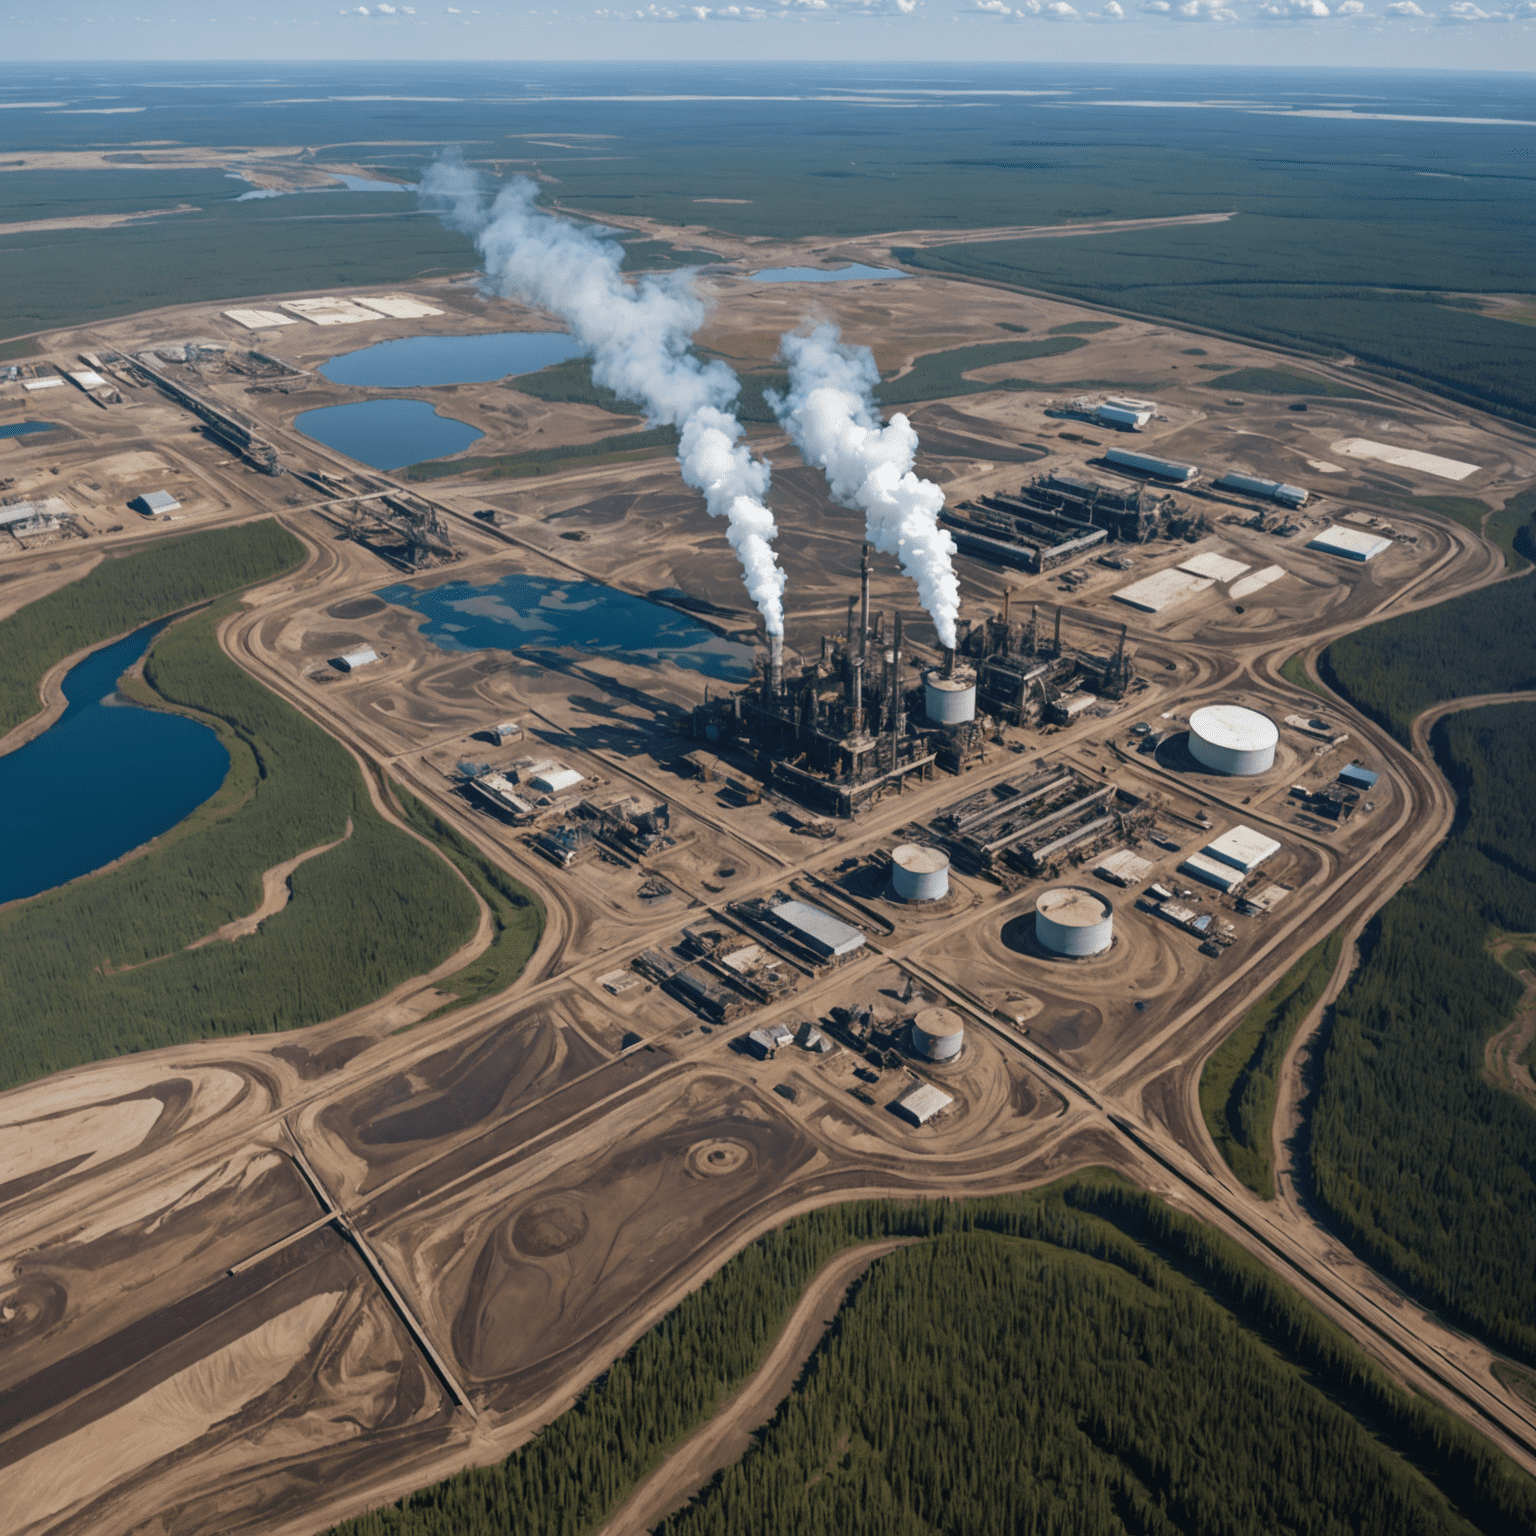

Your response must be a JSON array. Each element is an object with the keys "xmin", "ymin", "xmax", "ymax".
[{"xmin": 2, "ymin": 230, "xmax": 1535, "ymax": 1534}]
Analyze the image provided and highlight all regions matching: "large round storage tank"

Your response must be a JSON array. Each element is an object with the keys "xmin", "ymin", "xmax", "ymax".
[
  {"xmin": 925, "ymin": 668, "xmax": 977, "ymax": 725},
  {"xmin": 891, "ymin": 844, "xmax": 950, "ymax": 902},
  {"xmin": 911, "ymin": 1006, "xmax": 965, "ymax": 1062},
  {"xmin": 1035, "ymin": 887, "xmax": 1114, "ymax": 957},
  {"xmin": 1188, "ymin": 704, "xmax": 1278, "ymax": 777}
]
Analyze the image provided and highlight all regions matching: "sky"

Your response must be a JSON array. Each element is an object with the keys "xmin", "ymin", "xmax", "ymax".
[{"xmin": 3, "ymin": 0, "xmax": 1535, "ymax": 68}]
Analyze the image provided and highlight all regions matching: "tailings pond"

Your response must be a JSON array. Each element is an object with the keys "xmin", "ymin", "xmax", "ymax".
[
  {"xmin": 294, "ymin": 399, "xmax": 483, "ymax": 472},
  {"xmin": 380, "ymin": 574, "xmax": 755, "ymax": 681},
  {"xmin": 319, "ymin": 331, "xmax": 585, "ymax": 388},
  {"xmin": 0, "ymin": 623, "xmax": 230, "ymax": 905}
]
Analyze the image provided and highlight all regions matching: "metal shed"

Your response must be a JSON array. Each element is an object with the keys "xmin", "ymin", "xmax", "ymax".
[
  {"xmin": 892, "ymin": 1081, "xmax": 954, "ymax": 1127},
  {"xmin": 334, "ymin": 648, "xmax": 379, "ymax": 672},
  {"xmin": 1338, "ymin": 763, "xmax": 1379, "ymax": 791},
  {"xmin": 133, "ymin": 490, "xmax": 182, "ymax": 517},
  {"xmin": 769, "ymin": 900, "xmax": 865, "ymax": 959}
]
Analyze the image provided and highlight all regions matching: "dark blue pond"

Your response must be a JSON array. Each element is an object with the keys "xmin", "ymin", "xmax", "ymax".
[
  {"xmin": 380, "ymin": 573, "xmax": 755, "ymax": 682},
  {"xmin": 0, "ymin": 421, "xmax": 57, "ymax": 440},
  {"xmin": 0, "ymin": 622, "xmax": 230, "ymax": 905},
  {"xmin": 319, "ymin": 331, "xmax": 585, "ymax": 388},
  {"xmin": 294, "ymin": 398, "xmax": 483, "ymax": 471},
  {"xmin": 748, "ymin": 264, "xmax": 905, "ymax": 283}
]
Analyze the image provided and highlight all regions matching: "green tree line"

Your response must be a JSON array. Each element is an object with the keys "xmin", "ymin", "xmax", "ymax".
[
  {"xmin": 1319, "ymin": 572, "xmax": 1536, "ymax": 742},
  {"xmin": 1200, "ymin": 928, "xmax": 1343, "ymax": 1199},
  {"xmin": 327, "ymin": 1175, "xmax": 1536, "ymax": 1536},
  {"xmin": 0, "ymin": 519, "xmax": 305, "ymax": 737},
  {"xmin": 1308, "ymin": 704, "xmax": 1536, "ymax": 1365}
]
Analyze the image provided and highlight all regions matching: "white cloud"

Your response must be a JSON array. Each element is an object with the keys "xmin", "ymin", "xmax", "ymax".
[
  {"xmin": 1383, "ymin": 1, "xmax": 1424, "ymax": 9},
  {"xmin": 1336, "ymin": 0, "xmax": 1364, "ymax": 11},
  {"xmin": 376, "ymin": 2, "xmax": 395, "ymax": 10},
  {"xmin": 1257, "ymin": 0, "xmax": 1330, "ymax": 14},
  {"xmin": 1443, "ymin": 1, "xmax": 1495, "ymax": 16},
  {"xmin": 1172, "ymin": 0, "xmax": 1237, "ymax": 17}
]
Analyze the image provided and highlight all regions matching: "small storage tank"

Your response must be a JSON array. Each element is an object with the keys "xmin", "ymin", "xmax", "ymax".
[
  {"xmin": 891, "ymin": 844, "xmax": 950, "ymax": 902},
  {"xmin": 911, "ymin": 1006, "xmax": 966, "ymax": 1062},
  {"xmin": 1188, "ymin": 704, "xmax": 1278, "ymax": 777},
  {"xmin": 1035, "ymin": 886, "xmax": 1114, "ymax": 957},
  {"xmin": 925, "ymin": 667, "xmax": 977, "ymax": 725}
]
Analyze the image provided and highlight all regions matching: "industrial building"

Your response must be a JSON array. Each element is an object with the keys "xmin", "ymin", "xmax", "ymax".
[
  {"xmin": 1308, "ymin": 525, "xmax": 1392, "ymax": 562},
  {"xmin": 910, "ymin": 1006, "xmax": 966, "ymax": 1062},
  {"xmin": 1180, "ymin": 853, "xmax": 1245, "ymax": 893},
  {"xmin": 1094, "ymin": 396, "xmax": 1156, "ymax": 431},
  {"xmin": 1213, "ymin": 472, "xmax": 1309, "ymax": 509},
  {"xmin": 1035, "ymin": 886, "xmax": 1115, "ymax": 956},
  {"xmin": 333, "ymin": 648, "xmax": 379, "ymax": 672},
  {"xmin": 940, "ymin": 469, "xmax": 1204, "ymax": 575},
  {"xmin": 766, "ymin": 899, "xmax": 865, "ymax": 960},
  {"xmin": 1103, "ymin": 448, "xmax": 1200, "ymax": 484},
  {"xmin": 132, "ymin": 490, "xmax": 181, "ymax": 517},
  {"xmin": 467, "ymin": 772, "xmax": 536, "ymax": 820},
  {"xmin": 933, "ymin": 765, "xmax": 1147, "ymax": 882},
  {"xmin": 1202, "ymin": 825, "xmax": 1281, "ymax": 874},
  {"xmin": 1338, "ymin": 763, "xmax": 1379, "ymax": 791},
  {"xmin": 891, "ymin": 844, "xmax": 950, "ymax": 902},
  {"xmin": 1187, "ymin": 705, "xmax": 1278, "ymax": 776},
  {"xmin": 892, "ymin": 1080, "xmax": 953, "ymax": 1126},
  {"xmin": 1113, "ymin": 568, "xmax": 1215, "ymax": 614}
]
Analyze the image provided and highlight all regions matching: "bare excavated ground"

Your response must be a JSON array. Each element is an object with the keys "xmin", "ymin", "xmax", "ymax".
[{"xmin": 3, "ymin": 232, "xmax": 1535, "ymax": 1534}]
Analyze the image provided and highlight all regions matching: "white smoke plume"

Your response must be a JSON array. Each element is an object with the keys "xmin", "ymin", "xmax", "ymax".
[
  {"xmin": 421, "ymin": 156, "xmax": 786, "ymax": 635},
  {"xmin": 771, "ymin": 324, "xmax": 961, "ymax": 650}
]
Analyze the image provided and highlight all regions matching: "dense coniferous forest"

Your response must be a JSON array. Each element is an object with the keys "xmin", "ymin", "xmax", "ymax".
[
  {"xmin": 661, "ymin": 1234, "xmax": 1473, "ymax": 1536},
  {"xmin": 327, "ymin": 1177, "xmax": 1536, "ymax": 1536},
  {"xmin": 0, "ymin": 519, "xmax": 305, "ymax": 736},
  {"xmin": 1319, "ymin": 569, "xmax": 1536, "ymax": 741},
  {"xmin": 1309, "ymin": 705, "xmax": 1536, "ymax": 1365},
  {"xmin": 1200, "ymin": 930, "xmax": 1342, "ymax": 1199},
  {"xmin": 390, "ymin": 786, "xmax": 544, "ymax": 1011},
  {"xmin": 0, "ymin": 600, "xmax": 482, "ymax": 1088}
]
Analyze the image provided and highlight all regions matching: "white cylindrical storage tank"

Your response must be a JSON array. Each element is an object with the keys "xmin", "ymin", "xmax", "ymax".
[
  {"xmin": 1035, "ymin": 886, "xmax": 1114, "ymax": 957},
  {"xmin": 911, "ymin": 1006, "xmax": 965, "ymax": 1062},
  {"xmin": 891, "ymin": 844, "xmax": 950, "ymax": 902},
  {"xmin": 925, "ymin": 667, "xmax": 977, "ymax": 725},
  {"xmin": 1188, "ymin": 704, "xmax": 1278, "ymax": 777}
]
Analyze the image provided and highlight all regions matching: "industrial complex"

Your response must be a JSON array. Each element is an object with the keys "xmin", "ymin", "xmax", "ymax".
[{"xmin": 2, "ymin": 225, "xmax": 1532, "ymax": 1536}]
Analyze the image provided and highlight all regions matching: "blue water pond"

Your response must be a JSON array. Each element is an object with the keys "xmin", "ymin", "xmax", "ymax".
[
  {"xmin": 748, "ymin": 264, "xmax": 906, "ymax": 283},
  {"xmin": 380, "ymin": 573, "xmax": 755, "ymax": 683},
  {"xmin": 294, "ymin": 398, "xmax": 483, "ymax": 471},
  {"xmin": 0, "ymin": 421, "xmax": 58, "ymax": 440},
  {"xmin": 0, "ymin": 623, "xmax": 230, "ymax": 906},
  {"xmin": 319, "ymin": 331, "xmax": 586, "ymax": 389}
]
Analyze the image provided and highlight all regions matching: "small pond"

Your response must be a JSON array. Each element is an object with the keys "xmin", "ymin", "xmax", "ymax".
[
  {"xmin": 319, "ymin": 331, "xmax": 586, "ymax": 388},
  {"xmin": 0, "ymin": 421, "xmax": 58, "ymax": 440},
  {"xmin": 0, "ymin": 623, "xmax": 230, "ymax": 906},
  {"xmin": 748, "ymin": 264, "xmax": 906, "ymax": 283},
  {"xmin": 294, "ymin": 398, "xmax": 483, "ymax": 471},
  {"xmin": 379, "ymin": 573, "xmax": 755, "ymax": 682}
]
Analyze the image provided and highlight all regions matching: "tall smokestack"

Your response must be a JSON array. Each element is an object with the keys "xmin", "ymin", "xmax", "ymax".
[
  {"xmin": 769, "ymin": 633, "xmax": 784, "ymax": 698},
  {"xmin": 1053, "ymin": 605, "xmax": 1063, "ymax": 657},
  {"xmin": 890, "ymin": 612, "xmax": 904, "ymax": 769},
  {"xmin": 1002, "ymin": 587, "xmax": 1012, "ymax": 626},
  {"xmin": 845, "ymin": 595, "xmax": 856, "ymax": 647},
  {"xmin": 851, "ymin": 654, "xmax": 864, "ymax": 735},
  {"xmin": 859, "ymin": 542, "xmax": 871, "ymax": 661},
  {"xmin": 942, "ymin": 645, "xmax": 956, "ymax": 680}
]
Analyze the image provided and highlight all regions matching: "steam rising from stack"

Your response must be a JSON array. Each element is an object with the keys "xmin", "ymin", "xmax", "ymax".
[
  {"xmin": 772, "ymin": 324, "xmax": 961, "ymax": 650},
  {"xmin": 420, "ymin": 158, "xmax": 787, "ymax": 636}
]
